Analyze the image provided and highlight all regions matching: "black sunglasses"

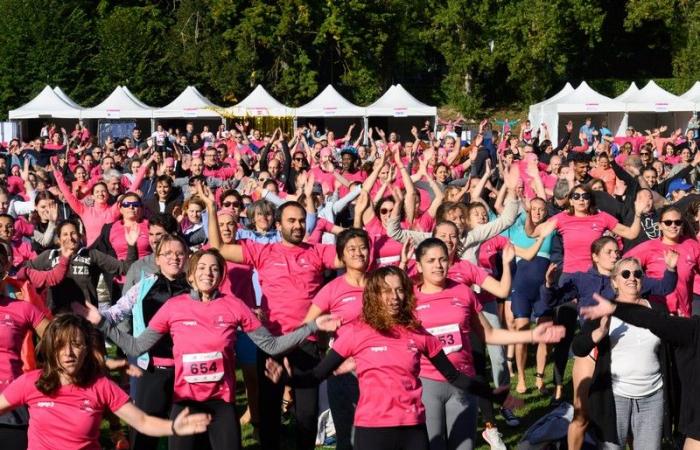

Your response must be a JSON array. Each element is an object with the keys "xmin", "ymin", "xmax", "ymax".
[
  {"xmin": 662, "ymin": 219, "xmax": 683, "ymax": 227},
  {"xmin": 570, "ymin": 192, "xmax": 591, "ymax": 201},
  {"xmin": 379, "ymin": 208, "xmax": 392, "ymax": 214},
  {"xmin": 222, "ymin": 201, "xmax": 240, "ymax": 208},
  {"xmin": 121, "ymin": 201, "xmax": 142, "ymax": 209},
  {"xmin": 620, "ymin": 269, "xmax": 643, "ymax": 280},
  {"xmin": 293, "ymin": 157, "xmax": 305, "ymax": 162}
]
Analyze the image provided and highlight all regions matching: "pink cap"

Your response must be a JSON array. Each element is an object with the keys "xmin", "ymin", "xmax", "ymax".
[
  {"xmin": 320, "ymin": 147, "xmax": 332, "ymax": 158},
  {"xmin": 217, "ymin": 208, "xmax": 236, "ymax": 219}
]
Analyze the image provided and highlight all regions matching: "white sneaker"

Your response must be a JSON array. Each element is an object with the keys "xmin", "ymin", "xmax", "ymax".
[{"xmin": 482, "ymin": 424, "xmax": 507, "ymax": 450}]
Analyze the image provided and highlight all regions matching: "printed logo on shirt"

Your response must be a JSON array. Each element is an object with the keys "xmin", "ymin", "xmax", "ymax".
[
  {"xmin": 182, "ymin": 321, "xmax": 198, "ymax": 326},
  {"xmin": 0, "ymin": 314, "xmax": 14, "ymax": 327},
  {"xmin": 416, "ymin": 304, "xmax": 430, "ymax": 311},
  {"xmin": 215, "ymin": 316, "xmax": 232, "ymax": 328},
  {"xmin": 451, "ymin": 297, "xmax": 466, "ymax": 307},
  {"xmin": 36, "ymin": 401, "xmax": 54, "ymax": 408},
  {"xmin": 406, "ymin": 339, "xmax": 419, "ymax": 353},
  {"xmin": 370, "ymin": 346, "xmax": 387, "ymax": 352},
  {"xmin": 340, "ymin": 296, "xmax": 357, "ymax": 304},
  {"xmin": 71, "ymin": 266, "xmax": 89, "ymax": 276},
  {"xmin": 80, "ymin": 399, "xmax": 95, "ymax": 413}
]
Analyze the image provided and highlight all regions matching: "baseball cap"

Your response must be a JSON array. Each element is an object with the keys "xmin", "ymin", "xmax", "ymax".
[{"xmin": 667, "ymin": 179, "xmax": 693, "ymax": 196}]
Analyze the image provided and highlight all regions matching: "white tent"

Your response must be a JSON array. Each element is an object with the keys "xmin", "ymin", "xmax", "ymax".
[
  {"xmin": 154, "ymin": 86, "xmax": 222, "ymax": 118},
  {"xmin": 53, "ymin": 87, "xmax": 83, "ymax": 109},
  {"xmin": 366, "ymin": 84, "xmax": 437, "ymax": 117},
  {"xmin": 614, "ymin": 82, "xmax": 640, "ymax": 103},
  {"xmin": 228, "ymin": 85, "xmax": 293, "ymax": 117},
  {"xmin": 615, "ymin": 81, "xmax": 695, "ymax": 133},
  {"xmin": 681, "ymin": 81, "xmax": 700, "ymax": 111},
  {"xmin": 295, "ymin": 85, "xmax": 365, "ymax": 118},
  {"xmin": 539, "ymin": 81, "xmax": 626, "ymax": 143},
  {"xmin": 9, "ymin": 85, "xmax": 82, "ymax": 119},
  {"xmin": 528, "ymin": 82, "xmax": 575, "ymax": 127},
  {"xmin": 81, "ymin": 86, "xmax": 153, "ymax": 119},
  {"xmin": 121, "ymin": 86, "xmax": 152, "ymax": 109}
]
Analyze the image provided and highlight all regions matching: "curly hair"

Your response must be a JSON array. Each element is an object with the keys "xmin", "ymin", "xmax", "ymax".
[
  {"xmin": 35, "ymin": 314, "xmax": 106, "ymax": 395},
  {"xmin": 362, "ymin": 266, "xmax": 420, "ymax": 334}
]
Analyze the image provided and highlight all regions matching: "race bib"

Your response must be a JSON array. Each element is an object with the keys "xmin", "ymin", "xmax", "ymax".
[
  {"xmin": 426, "ymin": 324, "xmax": 463, "ymax": 354},
  {"xmin": 182, "ymin": 352, "xmax": 224, "ymax": 383}
]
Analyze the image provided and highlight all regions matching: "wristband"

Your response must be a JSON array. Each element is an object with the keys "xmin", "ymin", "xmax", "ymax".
[{"xmin": 171, "ymin": 420, "xmax": 179, "ymax": 436}]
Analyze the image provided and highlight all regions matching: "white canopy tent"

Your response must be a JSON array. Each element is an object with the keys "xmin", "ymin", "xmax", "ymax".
[
  {"xmin": 53, "ymin": 87, "xmax": 83, "ymax": 109},
  {"xmin": 9, "ymin": 85, "xmax": 82, "ymax": 119},
  {"xmin": 527, "ymin": 82, "xmax": 575, "ymax": 127},
  {"xmin": 154, "ymin": 86, "xmax": 222, "ymax": 119},
  {"xmin": 615, "ymin": 81, "xmax": 695, "ymax": 133},
  {"xmin": 228, "ymin": 85, "xmax": 293, "ymax": 117},
  {"xmin": 295, "ymin": 85, "xmax": 366, "ymax": 135},
  {"xmin": 366, "ymin": 84, "xmax": 437, "ymax": 140},
  {"xmin": 121, "ymin": 86, "xmax": 152, "ymax": 110},
  {"xmin": 81, "ymin": 86, "xmax": 153, "ymax": 119},
  {"xmin": 539, "ymin": 81, "xmax": 625, "ymax": 144},
  {"xmin": 681, "ymin": 81, "xmax": 700, "ymax": 112}
]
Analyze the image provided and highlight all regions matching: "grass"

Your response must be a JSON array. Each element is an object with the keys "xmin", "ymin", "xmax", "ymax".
[{"xmin": 100, "ymin": 350, "xmax": 574, "ymax": 449}]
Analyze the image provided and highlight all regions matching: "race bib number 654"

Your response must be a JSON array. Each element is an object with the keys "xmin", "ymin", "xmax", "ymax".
[{"xmin": 182, "ymin": 352, "xmax": 225, "ymax": 383}]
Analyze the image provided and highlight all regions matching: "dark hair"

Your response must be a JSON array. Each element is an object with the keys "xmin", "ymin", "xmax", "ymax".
[
  {"xmin": 362, "ymin": 266, "xmax": 419, "ymax": 333},
  {"xmin": 566, "ymin": 184, "xmax": 597, "ymax": 215},
  {"xmin": 187, "ymin": 248, "xmax": 226, "ymax": 292},
  {"xmin": 274, "ymin": 201, "xmax": 305, "ymax": 224},
  {"xmin": 56, "ymin": 219, "xmax": 81, "ymax": 237},
  {"xmin": 155, "ymin": 234, "xmax": 189, "ymax": 258},
  {"xmin": 220, "ymin": 189, "xmax": 243, "ymax": 207},
  {"xmin": 149, "ymin": 213, "xmax": 179, "ymax": 234},
  {"xmin": 247, "ymin": 200, "xmax": 275, "ymax": 230},
  {"xmin": 0, "ymin": 213, "xmax": 14, "ymax": 224},
  {"xmin": 590, "ymin": 236, "xmax": 618, "ymax": 256},
  {"xmin": 155, "ymin": 174, "xmax": 173, "ymax": 186},
  {"xmin": 374, "ymin": 196, "xmax": 397, "ymax": 218},
  {"xmin": 336, "ymin": 228, "xmax": 370, "ymax": 260},
  {"xmin": 34, "ymin": 190, "xmax": 57, "ymax": 206},
  {"xmin": 262, "ymin": 179, "xmax": 278, "ymax": 191},
  {"xmin": 35, "ymin": 314, "xmax": 105, "ymax": 395},
  {"xmin": 686, "ymin": 199, "xmax": 700, "ymax": 235},
  {"xmin": 659, "ymin": 205, "xmax": 689, "ymax": 239},
  {"xmin": 415, "ymin": 237, "xmax": 448, "ymax": 262}
]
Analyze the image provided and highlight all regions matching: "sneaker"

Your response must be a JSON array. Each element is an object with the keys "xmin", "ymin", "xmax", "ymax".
[
  {"xmin": 500, "ymin": 407, "xmax": 520, "ymax": 427},
  {"xmin": 482, "ymin": 423, "xmax": 507, "ymax": 450}
]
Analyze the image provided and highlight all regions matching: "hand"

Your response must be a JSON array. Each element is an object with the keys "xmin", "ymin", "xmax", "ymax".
[
  {"xmin": 411, "ymin": 126, "xmax": 418, "ymax": 137},
  {"xmin": 264, "ymin": 357, "xmax": 291, "ymax": 383},
  {"xmin": 597, "ymin": 315, "xmax": 610, "ymax": 335},
  {"xmin": 196, "ymin": 183, "xmax": 216, "ymax": 207},
  {"xmin": 172, "ymin": 205, "xmax": 184, "ymax": 223},
  {"xmin": 333, "ymin": 357, "xmax": 356, "ymax": 376},
  {"xmin": 71, "ymin": 301, "xmax": 102, "ymax": 325},
  {"xmin": 544, "ymin": 263, "xmax": 558, "ymax": 288},
  {"xmin": 125, "ymin": 225, "xmax": 140, "ymax": 246},
  {"xmin": 172, "ymin": 407, "xmax": 211, "ymax": 436},
  {"xmin": 400, "ymin": 238, "xmax": 415, "ymax": 268},
  {"xmin": 634, "ymin": 194, "xmax": 650, "ymax": 216},
  {"xmin": 531, "ymin": 322, "xmax": 566, "ymax": 343},
  {"xmin": 391, "ymin": 185, "xmax": 405, "ymax": 204},
  {"xmin": 580, "ymin": 293, "xmax": 617, "ymax": 320},
  {"xmin": 502, "ymin": 243, "xmax": 515, "ymax": 264},
  {"xmin": 664, "ymin": 249, "xmax": 679, "ymax": 271},
  {"xmin": 502, "ymin": 163, "xmax": 521, "ymax": 190},
  {"xmin": 125, "ymin": 364, "xmax": 144, "ymax": 378},
  {"xmin": 48, "ymin": 202, "xmax": 59, "ymax": 222},
  {"xmin": 355, "ymin": 189, "xmax": 370, "ymax": 214},
  {"xmin": 314, "ymin": 314, "xmax": 342, "ymax": 332},
  {"xmin": 473, "ymin": 133, "xmax": 483, "ymax": 148}
]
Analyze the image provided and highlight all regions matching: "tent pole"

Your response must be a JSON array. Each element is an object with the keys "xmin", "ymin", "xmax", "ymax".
[{"xmin": 363, "ymin": 116, "xmax": 368, "ymax": 145}]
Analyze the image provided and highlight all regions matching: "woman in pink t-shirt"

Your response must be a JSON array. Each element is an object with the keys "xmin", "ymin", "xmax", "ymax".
[
  {"xmin": 303, "ymin": 228, "xmax": 369, "ymax": 450},
  {"xmin": 537, "ymin": 184, "xmax": 643, "ymax": 276},
  {"xmin": 413, "ymin": 239, "xmax": 564, "ymax": 449},
  {"xmin": 95, "ymin": 249, "xmax": 339, "ymax": 450},
  {"xmin": 264, "ymin": 266, "xmax": 558, "ymax": 450},
  {"xmin": 0, "ymin": 315, "xmax": 211, "ymax": 450}
]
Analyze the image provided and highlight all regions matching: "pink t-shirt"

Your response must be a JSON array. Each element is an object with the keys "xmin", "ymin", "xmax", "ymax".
[
  {"xmin": 551, "ymin": 211, "xmax": 619, "ymax": 273},
  {"xmin": 310, "ymin": 166, "xmax": 337, "ymax": 195},
  {"xmin": 148, "ymin": 293, "xmax": 261, "ymax": 402},
  {"xmin": 220, "ymin": 261, "xmax": 256, "ymax": 308},
  {"xmin": 332, "ymin": 321, "xmax": 442, "ymax": 427},
  {"xmin": 447, "ymin": 260, "xmax": 489, "ymax": 287},
  {"xmin": 475, "ymin": 235, "xmax": 509, "ymax": 304},
  {"xmin": 312, "ymin": 276, "xmax": 363, "ymax": 337},
  {"xmin": 415, "ymin": 280, "xmax": 481, "ymax": 381},
  {"xmin": 11, "ymin": 239, "xmax": 36, "ymax": 269},
  {"xmin": 589, "ymin": 167, "xmax": 617, "ymax": 195},
  {"xmin": 241, "ymin": 241, "xmax": 336, "ymax": 335},
  {"xmin": 0, "ymin": 297, "xmax": 44, "ymax": 392},
  {"xmin": 109, "ymin": 220, "xmax": 151, "ymax": 261},
  {"xmin": 625, "ymin": 237, "xmax": 700, "ymax": 317},
  {"xmin": 365, "ymin": 217, "xmax": 404, "ymax": 268},
  {"xmin": 3, "ymin": 371, "xmax": 129, "ymax": 450}
]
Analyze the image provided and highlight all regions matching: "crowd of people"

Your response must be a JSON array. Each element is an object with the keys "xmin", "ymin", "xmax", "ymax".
[{"xmin": 0, "ymin": 114, "xmax": 699, "ymax": 450}]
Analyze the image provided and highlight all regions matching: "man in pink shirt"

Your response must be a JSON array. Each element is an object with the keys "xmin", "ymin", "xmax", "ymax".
[{"xmin": 210, "ymin": 200, "xmax": 340, "ymax": 450}]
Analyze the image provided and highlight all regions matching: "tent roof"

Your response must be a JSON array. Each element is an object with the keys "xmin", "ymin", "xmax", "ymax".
[
  {"xmin": 615, "ymin": 82, "xmax": 640, "ymax": 102},
  {"xmin": 365, "ymin": 84, "xmax": 436, "ymax": 117},
  {"xmin": 295, "ymin": 85, "xmax": 365, "ymax": 117},
  {"xmin": 154, "ymin": 86, "xmax": 222, "ymax": 118},
  {"xmin": 617, "ymin": 81, "xmax": 695, "ymax": 112},
  {"xmin": 681, "ymin": 81, "xmax": 700, "ymax": 104},
  {"xmin": 227, "ymin": 85, "xmax": 293, "ymax": 117},
  {"xmin": 9, "ymin": 85, "xmax": 82, "ymax": 119},
  {"xmin": 121, "ymin": 86, "xmax": 152, "ymax": 109},
  {"xmin": 528, "ymin": 82, "xmax": 575, "ymax": 124},
  {"xmin": 53, "ymin": 87, "xmax": 83, "ymax": 109},
  {"xmin": 544, "ymin": 81, "xmax": 625, "ymax": 113},
  {"xmin": 81, "ymin": 86, "xmax": 153, "ymax": 119}
]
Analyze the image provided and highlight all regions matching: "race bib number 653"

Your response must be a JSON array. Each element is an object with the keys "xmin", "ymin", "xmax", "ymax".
[
  {"xmin": 426, "ymin": 324, "xmax": 463, "ymax": 354},
  {"xmin": 182, "ymin": 352, "xmax": 225, "ymax": 383}
]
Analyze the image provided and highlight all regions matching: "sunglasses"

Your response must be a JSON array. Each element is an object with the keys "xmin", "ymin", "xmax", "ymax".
[
  {"xmin": 640, "ymin": 152, "xmax": 650, "ymax": 156},
  {"xmin": 662, "ymin": 219, "xmax": 683, "ymax": 227},
  {"xmin": 620, "ymin": 269, "xmax": 643, "ymax": 280},
  {"xmin": 222, "ymin": 201, "xmax": 240, "ymax": 208},
  {"xmin": 379, "ymin": 208, "xmax": 392, "ymax": 215},
  {"xmin": 121, "ymin": 201, "xmax": 142, "ymax": 209},
  {"xmin": 570, "ymin": 192, "xmax": 591, "ymax": 201},
  {"xmin": 293, "ymin": 157, "xmax": 305, "ymax": 162}
]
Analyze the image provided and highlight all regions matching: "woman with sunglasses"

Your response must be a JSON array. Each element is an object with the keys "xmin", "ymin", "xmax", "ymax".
[
  {"xmin": 573, "ymin": 258, "xmax": 678, "ymax": 450},
  {"xmin": 541, "ymin": 236, "xmax": 677, "ymax": 449},
  {"xmin": 92, "ymin": 248, "xmax": 340, "ymax": 450},
  {"xmin": 51, "ymin": 156, "xmax": 153, "ymax": 247},
  {"xmin": 626, "ymin": 205, "xmax": 700, "ymax": 317}
]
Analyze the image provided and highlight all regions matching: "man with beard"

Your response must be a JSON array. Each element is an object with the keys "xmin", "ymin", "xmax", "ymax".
[{"xmin": 206, "ymin": 200, "xmax": 340, "ymax": 450}]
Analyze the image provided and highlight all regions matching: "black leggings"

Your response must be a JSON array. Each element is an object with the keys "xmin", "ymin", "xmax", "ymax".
[
  {"xmin": 552, "ymin": 302, "xmax": 578, "ymax": 386},
  {"xmin": 257, "ymin": 340, "xmax": 321, "ymax": 450},
  {"xmin": 130, "ymin": 366, "xmax": 175, "ymax": 450},
  {"xmin": 168, "ymin": 400, "xmax": 239, "ymax": 450},
  {"xmin": 327, "ymin": 372, "xmax": 360, "ymax": 450},
  {"xmin": 470, "ymin": 332, "xmax": 496, "ymax": 423},
  {"xmin": 354, "ymin": 424, "xmax": 429, "ymax": 450},
  {"xmin": 0, "ymin": 425, "xmax": 27, "ymax": 450}
]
